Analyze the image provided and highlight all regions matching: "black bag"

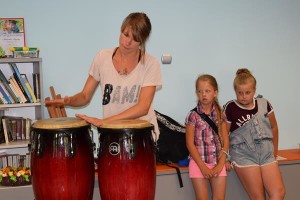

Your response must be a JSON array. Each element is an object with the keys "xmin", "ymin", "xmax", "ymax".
[{"xmin": 155, "ymin": 110, "xmax": 189, "ymax": 163}]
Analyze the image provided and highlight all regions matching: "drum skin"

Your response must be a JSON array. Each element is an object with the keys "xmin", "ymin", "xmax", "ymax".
[
  {"xmin": 30, "ymin": 118, "xmax": 95, "ymax": 200},
  {"xmin": 97, "ymin": 120, "xmax": 156, "ymax": 200}
]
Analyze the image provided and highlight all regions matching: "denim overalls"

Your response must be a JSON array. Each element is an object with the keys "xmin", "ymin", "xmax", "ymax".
[{"xmin": 229, "ymin": 98, "xmax": 276, "ymax": 167}]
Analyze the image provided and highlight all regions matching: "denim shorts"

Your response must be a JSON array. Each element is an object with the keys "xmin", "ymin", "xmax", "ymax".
[{"xmin": 230, "ymin": 139, "xmax": 276, "ymax": 167}]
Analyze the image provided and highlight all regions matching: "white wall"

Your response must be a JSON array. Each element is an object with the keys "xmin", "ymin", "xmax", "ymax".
[{"xmin": 2, "ymin": 0, "xmax": 300, "ymax": 149}]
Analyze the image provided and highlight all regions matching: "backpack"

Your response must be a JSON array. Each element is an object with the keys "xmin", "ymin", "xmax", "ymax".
[{"xmin": 155, "ymin": 110, "xmax": 189, "ymax": 163}]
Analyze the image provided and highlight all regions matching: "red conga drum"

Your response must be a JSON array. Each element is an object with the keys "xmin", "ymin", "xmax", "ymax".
[
  {"xmin": 30, "ymin": 117, "xmax": 95, "ymax": 200},
  {"xmin": 97, "ymin": 120, "xmax": 156, "ymax": 200}
]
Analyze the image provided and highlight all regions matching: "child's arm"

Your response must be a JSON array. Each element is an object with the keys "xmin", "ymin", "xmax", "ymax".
[
  {"xmin": 269, "ymin": 111, "xmax": 279, "ymax": 157},
  {"xmin": 213, "ymin": 121, "xmax": 230, "ymax": 175},
  {"xmin": 186, "ymin": 124, "xmax": 213, "ymax": 178},
  {"xmin": 225, "ymin": 121, "xmax": 232, "ymax": 171}
]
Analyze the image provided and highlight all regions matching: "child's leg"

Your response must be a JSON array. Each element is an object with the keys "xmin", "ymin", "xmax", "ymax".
[
  {"xmin": 234, "ymin": 166, "xmax": 266, "ymax": 200},
  {"xmin": 210, "ymin": 176, "xmax": 226, "ymax": 200},
  {"xmin": 191, "ymin": 178, "xmax": 209, "ymax": 200},
  {"xmin": 261, "ymin": 162, "xmax": 285, "ymax": 200}
]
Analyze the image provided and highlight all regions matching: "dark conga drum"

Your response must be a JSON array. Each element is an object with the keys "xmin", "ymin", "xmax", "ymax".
[
  {"xmin": 97, "ymin": 119, "xmax": 156, "ymax": 200},
  {"xmin": 30, "ymin": 117, "xmax": 95, "ymax": 200}
]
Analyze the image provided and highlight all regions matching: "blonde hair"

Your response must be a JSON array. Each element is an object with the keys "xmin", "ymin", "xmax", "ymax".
[
  {"xmin": 233, "ymin": 68, "xmax": 256, "ymax": 90},
  {"xmin": 121, "ymin": 12, "xmax": 151, "ymax": 64},
  {"xmin": 196, "ymin": 74, "xmax": 223, "ymax": 146}
]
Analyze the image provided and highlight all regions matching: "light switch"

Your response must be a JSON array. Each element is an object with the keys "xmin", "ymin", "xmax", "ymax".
[{"xmin": 161, "ymin": 54, "xmax": 172, "ymax": 64}]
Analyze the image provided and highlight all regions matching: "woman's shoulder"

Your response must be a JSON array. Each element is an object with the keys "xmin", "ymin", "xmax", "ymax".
[
  {"xmin": 95, "ymin": 48, "xmax": 115, "ymax": 56},
  {"xmin": 144, "ymin": 52, "xmax": 159, "ymax": 63}
]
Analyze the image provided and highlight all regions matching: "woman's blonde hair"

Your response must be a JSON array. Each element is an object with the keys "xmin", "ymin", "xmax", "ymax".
[{"xmin": 121, "ymin": 12, "xmax": 152, "ymax": 64}]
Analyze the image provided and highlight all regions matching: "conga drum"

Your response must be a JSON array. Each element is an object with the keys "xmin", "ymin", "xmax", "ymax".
[
  {"xmin": 97, "ymin": 120, "xmax": 156, "ymax": 200},
  {"xmin": 30, "ymin": 117, "xmax": 95, "ymax": 200}
]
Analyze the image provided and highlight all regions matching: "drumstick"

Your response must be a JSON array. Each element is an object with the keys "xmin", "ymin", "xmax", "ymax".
[
  {"xmin": 50, "ymin": 86, "xmax": 62, "ymax": 117},
  {"xmin": 56, "ymin": 94, "xmax": 67, "ymax": 117},
  {"xmin": 45, "ymin": 97, "xmax": 57, "ymax": 118}
]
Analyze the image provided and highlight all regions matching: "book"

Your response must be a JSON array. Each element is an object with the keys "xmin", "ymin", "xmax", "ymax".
[
  {"xmin": 0, "ymin": 89, "xmax": 8, "ymax": 104},
  {"xmin": 9, "ymin": 76, "xmax": 27, "ymax": 103},
  {"xmin": 0, "ymin": 117, "xmax": 6, "ymax": 144},
  {"xmin": 2, "ymin": 118, "xmax": 10, "ymax": 144},
  {"xmin": 13, "ymin": 73, "xmax": 31, "ymax": 103},
  {"xmin": 1, "ymin": 156, "xmax": 8, "ymax": 168},
  {"xmin": 1, "ymin": 116, "xmax": 24, "ymax": 143},
  {"xmin": 33, "ymin": 73, "xmax": 41, "ymax": 102},
  {"xmin": 0, "ymin": 69, "xmax": 19, "ymax": 103},
  {"xmin": 21, "ymin": 118, "xmax": 26, "ymax": 140},
  {"xmin": 7, "ymin": 80, "xmax": 22, "ymax": 103},
  {"xmin": 21, "ymin": 74, "xmax": 37, "ymax": 103},
  {"xmin": 9, "ymin": 63, "xmax": 33, "ymax": 103},
  {"xmin": 25, "ymin": 118, "xmax": 32, "ymax": 140},
  {"xmin": 16, "ymin": 119, "xmax": 22, "ymax": 140},
  {"xmin": 0, "ymin": 83, "xmax": 12, "ymax": 104}
]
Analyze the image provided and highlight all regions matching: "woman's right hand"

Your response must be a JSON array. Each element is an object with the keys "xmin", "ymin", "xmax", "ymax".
[{"xmin": 45, "ymin": 96, "xmax": 71, "ymax": 106}]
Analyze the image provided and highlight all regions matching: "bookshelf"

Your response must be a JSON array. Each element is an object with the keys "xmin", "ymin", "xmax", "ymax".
[{"xmin": 0, "ymin": 57, "xmax": 43, "ymax": 150}]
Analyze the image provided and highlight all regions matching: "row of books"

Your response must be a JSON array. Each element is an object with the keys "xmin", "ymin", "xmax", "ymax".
[
  {"xmin": 0, "ymin": 154, "xmax": 30, "ymax": 168},
  {"xmin": 0, "ymin": 63, "xmax": 41, "ymax": 104},
  {"xmin": 0, "ymin": 116, "xmax": 32, "ymax": 144}
]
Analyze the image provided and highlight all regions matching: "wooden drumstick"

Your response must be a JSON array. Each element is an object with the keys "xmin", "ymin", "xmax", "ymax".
[
  {"xmin": 49, "ymin": 86, "xmax": 62, "ymax": 117},
  {"xmin": 45, "ymin": 97, "xmax": 57, "ymax": 118}
]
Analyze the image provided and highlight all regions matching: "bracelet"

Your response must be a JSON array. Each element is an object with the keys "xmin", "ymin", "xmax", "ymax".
[{"xmin": 221, "ymin": 149, "xmax": 231, "ymax": 161}]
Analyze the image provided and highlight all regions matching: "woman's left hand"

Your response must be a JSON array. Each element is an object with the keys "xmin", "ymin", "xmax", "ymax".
[{"xmin": 75, "ymin": 114, "xmax": 103, "ymax": 127}]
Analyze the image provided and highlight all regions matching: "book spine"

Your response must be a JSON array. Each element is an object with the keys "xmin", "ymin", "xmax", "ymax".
[
  {"xmin": 2, "ymin": 119, "xmax": 10, "ymax": 144},
  {"xmin": 13, "ymin": 73, "xmax": 31, "ymax": 103},
  {"xmin": 0, "ymin": 69, "xmax": 19, "ymax": 103},
  {"xmin": 0, "ymin": 82, "xmax": 14, "ymax": 103},
  {"xmin": 0, "ymin": 92, "xmax": 7, "ymax": 104},
  {"xmin": 8, "ymin": 82, "xmax": 22, "ymax": 103},
  {"xmin": 9, "ymin": 77, "xmax": 27, "ymax": 103},
  {"xmin": 33, "ymin": 73, "xmax": 41, "ymax": 102},
  {"xmin": 21, "ymin": 74, "xmax": 37, "ymax": 103},
  {"xmin": 0, "ymin": 117, "xmax": 6, "ymax": 144},
  {"xmin": 0, "ymin": 83, "xmax": 12, "ymax": 104},
  {"xmin": 9, "ymin": 63, "xmax": 33, "ymax": 103},
  {"xmin": 16, "ymin": 119, "xmax": 22, "ymax": 140}
]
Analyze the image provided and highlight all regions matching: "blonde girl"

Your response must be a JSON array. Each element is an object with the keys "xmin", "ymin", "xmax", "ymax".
[
  {"xmin": 185, "ymin": 74, "xmax": 229, "ymax": 200},
  {"xmin": 224, "ymin": 68, "xmax": 285, "ymax": 200}
]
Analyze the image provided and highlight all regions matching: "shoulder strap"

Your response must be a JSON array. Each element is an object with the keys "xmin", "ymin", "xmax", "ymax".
[{"xmin": 192, "ymin": 107, "xmax": 218, "ymax": 135}]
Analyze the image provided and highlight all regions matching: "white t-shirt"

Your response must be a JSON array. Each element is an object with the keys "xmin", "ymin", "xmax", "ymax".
[{"xmin": 89, "ymin": 48, "xmax": 162, "ymax": 140}]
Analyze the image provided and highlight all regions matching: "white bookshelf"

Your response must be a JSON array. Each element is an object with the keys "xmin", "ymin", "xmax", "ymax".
[{"xmin": 0, "ymin": 57, "xmax": 43, "ymax": 150}]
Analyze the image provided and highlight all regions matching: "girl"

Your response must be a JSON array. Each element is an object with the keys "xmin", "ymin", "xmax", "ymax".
[
  {"xmin": 223, "ymin": 68, "xmax": 285, "ymax": 200},
  {"xmin": 185, "ymin": 74, "xmax": 229, "ymax": 200}
]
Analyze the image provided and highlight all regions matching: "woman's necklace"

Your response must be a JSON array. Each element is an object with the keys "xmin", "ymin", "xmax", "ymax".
[{"xmin": 112, "ymin": 47, "xmax": 141, "ymax": 76}]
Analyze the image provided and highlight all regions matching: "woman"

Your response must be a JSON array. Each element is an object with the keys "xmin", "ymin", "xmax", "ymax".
[{"xmin": 46, "ymin": 12, "xmax": 162, "ymax": 140}]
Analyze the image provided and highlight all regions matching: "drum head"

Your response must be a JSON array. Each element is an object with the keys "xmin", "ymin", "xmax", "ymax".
[
  {"xmin": 101, "ymin": 119, "xmax": 153, "ymax": 129},
  {"xmin": 32, "ymin": 117, "xmax": 89, "ymax": 129}
]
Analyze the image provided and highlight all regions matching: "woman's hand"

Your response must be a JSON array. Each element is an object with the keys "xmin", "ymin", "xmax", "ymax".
[
  {"xmin": 45, "ymin": 96, "xmax": 70, "ymax": 106},
  {"xmin": 76, "ymin": 114, "xmax": 103, "ymax": 127}
]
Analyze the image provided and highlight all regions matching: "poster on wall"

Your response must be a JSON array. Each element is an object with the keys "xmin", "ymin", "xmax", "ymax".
[{"xmin": 0, "ymin": 18, "xmax": 26, "ymax": 57}]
